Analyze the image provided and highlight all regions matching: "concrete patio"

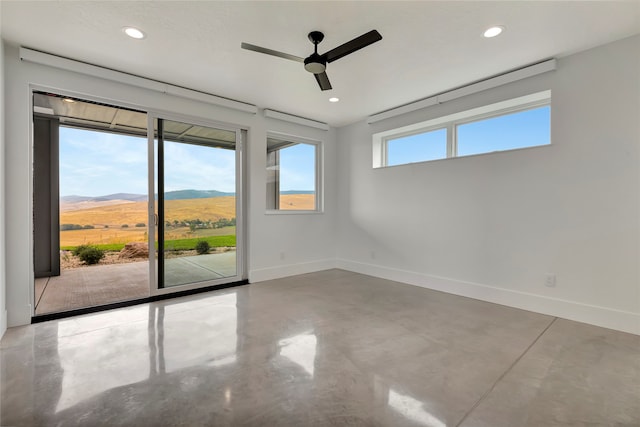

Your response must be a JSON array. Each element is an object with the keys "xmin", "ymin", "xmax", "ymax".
[{"xmin": 35, "ymin": 252, "xmax": 237, "ymax": 315}]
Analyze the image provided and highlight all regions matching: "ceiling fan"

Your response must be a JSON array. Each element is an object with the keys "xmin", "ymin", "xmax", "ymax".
[{"xmin": 241, "ymin": 30, "xmax": 382, "ymax": 91}]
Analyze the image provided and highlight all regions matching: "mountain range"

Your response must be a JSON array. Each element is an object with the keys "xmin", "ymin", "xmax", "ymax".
[
  {"xmin": 61, "ymin": 190, "xmax": 234, "ymax": 203},
  {"xmin": 61, "ymin": 189, "xmax": 312, "ymax": 204},
  {"xmin": 61, "ymin": 193, "xmax": 148, "ymax": 203}
]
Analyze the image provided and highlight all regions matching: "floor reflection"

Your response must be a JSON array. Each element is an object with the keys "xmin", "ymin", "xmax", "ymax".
[
  {"xmin": 278, "ymin": 331, "xmax": 317, "ymax": 377},
  {"xmin": 52, "ymin": 291, "xmax": 239, "ymax": 415},
  {"xmin": 148, "ymin": 305, "xmax": 165, "ymax": 377},
  {"xmin": 388, "ymin": 388, "xmax": 447, "ymax": 427}
]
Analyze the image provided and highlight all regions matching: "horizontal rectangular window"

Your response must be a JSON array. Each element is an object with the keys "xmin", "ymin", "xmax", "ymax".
[{"xmin": 373, "ymin": 91, "xmax": 551, "ymax": 168}]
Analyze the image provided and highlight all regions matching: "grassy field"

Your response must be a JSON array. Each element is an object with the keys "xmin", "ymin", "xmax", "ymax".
[
  {"xmin": 60, "ymin": 196, "xmax": 237, "ymax": 247},
  {"xmin": 59, "ymin": 194, "xmax": 315, "ymax": 247},
  {"xmin": 279, "ymin": 194, "xmax": 315, "ymax": 210},
  {"xmin": 163, "ymin": 235, "xmax": 236, "ymax": 251},
  {"xmin": 60, "ymin": 226, "xmax": 236, "ymax": 247},
  {"xmin": 61, "ymin": 234, "xmax": 236, "ymax": 252},
  {"xmin": 60, "ymin": 196, "xmax": 236, "ymax": 226}
]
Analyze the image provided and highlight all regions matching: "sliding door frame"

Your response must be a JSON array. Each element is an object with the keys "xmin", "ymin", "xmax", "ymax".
[
  {"xmin": 147, "ymin": 111, "xmax": 246, "ymax": 297},
  {"xmin": 29, "ymin": 84, "xmax": 247, "ymax": 318}
]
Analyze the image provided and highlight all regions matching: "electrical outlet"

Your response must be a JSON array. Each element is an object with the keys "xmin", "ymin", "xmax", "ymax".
[
  {"xmin": 280, "ymin": 252, "xmax": 285, "ymax": 260},
  {"xmin": 544, "ymin": 274, "xmax": 556, "ymax": 288},
  {"xmin": 370, "ymin": 251, "xmax": 376, "ymax": 260}
]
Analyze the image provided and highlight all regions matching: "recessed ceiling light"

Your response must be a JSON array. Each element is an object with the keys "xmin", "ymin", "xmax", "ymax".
[
  {"xmin": 123, "ymin": 26, "xmax": 146, "ymax": 39},
  {"xmin": 483, "ymin": 26, "xmax": 504, "ymax": 38},
  {"xmin": 329, "ymin": 97, "xmax": 339, "ymax": 103},
  {"xmin": 63, "ymin": 98, "xmax": 75, "ymax": 103}
]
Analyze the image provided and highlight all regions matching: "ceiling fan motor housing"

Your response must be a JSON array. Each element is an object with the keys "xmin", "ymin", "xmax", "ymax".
[{"xmin": 304, "ymin": 54, "xmax": 326, "ymax": 74}]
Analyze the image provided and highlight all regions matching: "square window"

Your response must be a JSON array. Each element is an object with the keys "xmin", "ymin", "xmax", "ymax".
[{"xmin": 267, "ymin": 136, "xmax": 320, "ymax": 212}]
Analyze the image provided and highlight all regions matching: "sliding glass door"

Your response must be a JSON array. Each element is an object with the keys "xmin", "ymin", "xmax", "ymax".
[
  {"xmin": 32, "ymin": 90, "xmax": 245, "ymax": 317},
  {"xmin": 152, "ymin": 117, "xmax": 242, "ymax": 290}
]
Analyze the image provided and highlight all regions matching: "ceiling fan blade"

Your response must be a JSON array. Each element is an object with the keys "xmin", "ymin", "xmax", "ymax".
[
  {"xmin": 323, "ymin": 30, "xmax": 382, "ymax": 63},
  {"xmin": 241, "ymin": 42, "xmax": 304, "ymax": 63},
  {"xmin": 314, "ymin": 72, "xmax": 332, "ymax": 91}
]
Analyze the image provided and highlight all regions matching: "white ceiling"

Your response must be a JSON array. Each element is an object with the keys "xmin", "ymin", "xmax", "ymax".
[{"xmin": 1, "ymin": 1, "xmax": 639, "ymax": 127}]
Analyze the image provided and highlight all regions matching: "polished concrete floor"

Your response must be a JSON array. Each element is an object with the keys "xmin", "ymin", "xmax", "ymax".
[
  {"xmin": 34, "ymin": 252, "xmax": 237, "ymax": 315},
  {"xmin": 2, "ymin": 269, "xmax": 639, "ymax": 426}
]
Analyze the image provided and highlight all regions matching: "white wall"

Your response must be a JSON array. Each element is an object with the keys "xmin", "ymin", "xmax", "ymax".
[
  {"xmin": 336, "ymin": 35, "xmax": 640, "ymax": 335},
  {"xmin": 247, "ymin": 119, "xmax": 338, "ymax": 282},
  {"xmin": 2, "ymin": 35, "xmax": 638, "ymax": 336},
  {"xmin": 0, "ymin": 38, "xmax": 7, "ymax": 338},
  {"xmin": 2, "ymin": 43, "xmax": 337, "ymax": 328}
]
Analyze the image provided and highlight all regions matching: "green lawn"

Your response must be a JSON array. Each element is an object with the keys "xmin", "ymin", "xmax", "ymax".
[
  {"xmin": 163, "ymin": 235, "xmax": 236, "ymax": 251},
  {"xmin": 61, "ymin": 235, "xmax": 236, "ymax": 252}
]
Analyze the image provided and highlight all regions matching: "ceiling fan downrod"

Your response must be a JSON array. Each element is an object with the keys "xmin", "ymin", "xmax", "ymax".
[{"xmin": 304, "ymin": 31, "xmax": 327, "ymax": 74}]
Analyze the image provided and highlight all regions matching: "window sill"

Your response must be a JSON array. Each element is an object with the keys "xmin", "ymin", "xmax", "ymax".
[{"xmin": 265, "ymin": 210, "xmax": 323, "ymax": 215}]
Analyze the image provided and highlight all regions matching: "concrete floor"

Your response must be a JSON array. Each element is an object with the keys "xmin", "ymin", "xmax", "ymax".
[
  {"xmin": 35, "ymin": 252, "xmax": 237, "ymax": 315},
  {"xmin": 3, "ymin": 269, "xmax": 639, "ymax": 426}
]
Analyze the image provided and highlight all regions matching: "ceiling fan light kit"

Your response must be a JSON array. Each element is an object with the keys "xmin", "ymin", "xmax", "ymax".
[
  {"xmin": 242, "ymin": 29, "xmax": 382, "ymax": 91},
  {"xmin": 304, "ymin": 57, "xmax": 326, "ymax": 74}
]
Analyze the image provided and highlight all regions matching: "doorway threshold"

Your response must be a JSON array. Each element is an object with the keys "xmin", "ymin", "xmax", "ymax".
[{"xmin": 32, "ymin": 279, "xmax": 249, "ymax": 323}]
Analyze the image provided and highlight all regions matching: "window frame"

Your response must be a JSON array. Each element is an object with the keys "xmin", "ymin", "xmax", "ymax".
[
  {"xmin": 266, "ymin": 132, "xmax": 323, "ymax": 214},
  {"xmin": 373, "ymin": 91, "xmax": 551, "ymax": 168}
]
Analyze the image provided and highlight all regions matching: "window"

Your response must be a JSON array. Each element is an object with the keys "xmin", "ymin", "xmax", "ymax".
[
  {"xmin": 456, "ymin": 106, "xmax": 550, "ymax": 156},
  {"xmin": 373, "ymin": 91, "xmax": 551, "ymax": 168},
  {"xmin": 387, "ymin": 128, "xmax": 447, "ymax": 166},
  {"xmin": 266, "ymin": 134, "xmax": 321, "ymax": 212}
]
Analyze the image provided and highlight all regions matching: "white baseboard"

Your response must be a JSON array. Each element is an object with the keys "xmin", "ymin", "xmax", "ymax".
[
  {"xmin": 336, "ymin": 259, "xmax": 640, "ymax": 336},
  {"xmin": 249, "ymin": 258, "xmax": 337, "ymax": 283}
]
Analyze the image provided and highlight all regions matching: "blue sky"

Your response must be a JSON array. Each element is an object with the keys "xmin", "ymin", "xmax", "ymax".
[
  {"xmin": 457, "ymin": 106, "xmax": 550, "ymax": 156},
  {"xmin": 59, "ymin": 127, "xmax": 236, "ymax": 196},
  {"xmin": 387, "ymin": 128, "xmax": 447, "ymax": 166},
  {"xmin": 162, "ymin": 141, "xmax": 236, "ymax": 193},
  {"xmin": 59, "ymin": 127, "xmax": 148, "ymax": 197},
  {"xmin": 61, "ymin": 107, "xmax": 546, "ymax": 196},
  {"xmin": 279, "ymin": 143, "xmax": 315, "ymax": 192},
  {"xmin": 388, "ymin": 106, "xmax": 550, "ymax": 165},
  {"xmin": 60, "ymin": 127, "xmax": 316, "ymax": 196}
]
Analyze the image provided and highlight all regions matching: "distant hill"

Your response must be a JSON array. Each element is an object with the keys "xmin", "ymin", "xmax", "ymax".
[
  {"xmin": 61, "ymin": 193, "xmax": 147, "ymax": 203},
  {"xmin": 61, "ymin": 189, "xmax": 312, "ymax": 203},
  {"xmin": 102, "ymin": 193, "xmax": 148, "ymax": 202},
  {"xmin": 62, "ymin": 190, "xmax": 236, "ymax": 203},
  {"xmin": 162, "ymin": 190, "xmax": 235, "ymax": 200},
  {"xmin": 61, "ymin": 195, "xmax": 95, "ymax": 204}
]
